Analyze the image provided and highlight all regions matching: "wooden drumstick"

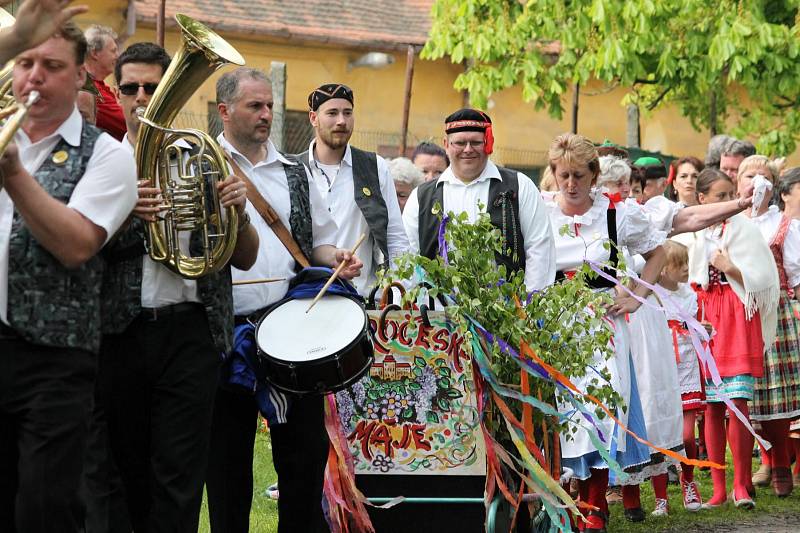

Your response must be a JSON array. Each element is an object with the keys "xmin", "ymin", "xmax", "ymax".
[
  {"xmin": 306, "ymin": 233, "xmax": 366, "ymax": 313},
  {"xmin": 232, "ymin": 277, "xmax": 286, "ymax": 286}
]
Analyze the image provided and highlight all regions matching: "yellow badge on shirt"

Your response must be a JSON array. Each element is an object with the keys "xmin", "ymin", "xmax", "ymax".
[
  {"xmin": 52, "ymin": 150, "xmax": 69, "ymax": 165},
  {"xmin": 362, "ymin": 187, "xmax": 372, "ymax": 197},
  {"xmin": 431, "ymin": 204, "xmax": 441, "ymax": 215}
]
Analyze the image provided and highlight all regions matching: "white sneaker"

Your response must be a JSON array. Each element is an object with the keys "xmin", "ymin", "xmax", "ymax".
[
  {"xmin": 682, "ymin": 480, "xmax": 702, "ymax": 511},
  {"xmin": 651, "ymin": 498, "xmax": 669, "ymax": 517}
]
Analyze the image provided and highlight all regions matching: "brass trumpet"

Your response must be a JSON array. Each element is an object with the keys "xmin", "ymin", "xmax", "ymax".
[
  {"xmin": 135, "ymin": 14, "xmax": 245, "ymax": 279},
  {"xmin": 0, "ymin": 8, "xmax": 39, "ymax": 192}
]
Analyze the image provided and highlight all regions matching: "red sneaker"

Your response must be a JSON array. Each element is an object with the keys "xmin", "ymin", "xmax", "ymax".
[{"xmin": 682, "ymin": 480, "xmax": 702, "ymax": 511}]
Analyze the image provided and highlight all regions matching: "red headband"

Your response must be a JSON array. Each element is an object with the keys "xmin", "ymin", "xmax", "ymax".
[
  {"xmin": 444, "ymin": 119, "xmax": 494, "ymax": 155},
  {"xmin": 667, "ymin": 163, "xmax": 676, "ymax": 185}
]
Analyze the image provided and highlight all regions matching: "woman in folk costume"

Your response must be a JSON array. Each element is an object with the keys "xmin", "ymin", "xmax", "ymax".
[
  {"xmin": 685, "ymin": 168, "xmax": 779, "ymax": 509},
  {"xmin": 596, "ymin": 156, "xmax": 684, "ymax": 521},
  {"xmin": 665, "ymin": 156, "xmax": 704, "ymax": 207},
  {"xmin": 738, "ymin": 158, "xmax": 800, "ymax": 497},
  {"xmin": 543, "ymin": 134, "xmax": 666, "ymax": 533},
  {"xmin": 657, "ymin": 240, "xmax": 708, "ymax": 511},
  {"xmin": 778, "ymin": 170, "xmax": 800, "ymax": 487}
]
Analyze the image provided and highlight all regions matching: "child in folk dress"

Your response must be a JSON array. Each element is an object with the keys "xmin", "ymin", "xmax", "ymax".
[
  {"xmin": 657, "ymin": 240, "xmax": 707, "ymax": 511},
  {"xmin": 684, "ymin": 168, "xmax": 780, "ymax": 509}
]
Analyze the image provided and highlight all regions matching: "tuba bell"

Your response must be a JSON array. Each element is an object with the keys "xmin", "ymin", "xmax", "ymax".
[{"xmin": 136, "ymin": 13, "xmax": 245, "ymax": 279}]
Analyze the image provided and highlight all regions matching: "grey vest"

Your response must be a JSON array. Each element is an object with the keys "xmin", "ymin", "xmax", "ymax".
[
  {"xmin": 8, "ymin": 122, "xmax": 106, "ymax": 353},
  {"xmin": 299, "ymin": 145, "xmax": 389, "ymax": 267},
  {"xmin": 100, "ymin": 155, "xmax": 313, "ymax": 352},
  {"xmin": 416, "ymin": 167, "xmax": 525, "ymax": 275}
]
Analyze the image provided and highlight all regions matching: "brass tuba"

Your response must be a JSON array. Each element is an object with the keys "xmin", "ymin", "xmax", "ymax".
[{"xmin": 136, "ymin": 14, "xmax": 245, "ymax": 279}]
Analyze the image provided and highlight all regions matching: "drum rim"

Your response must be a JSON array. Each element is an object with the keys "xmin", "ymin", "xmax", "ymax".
[{"xmin": 260, "ymin": 336, "xmax": 375, "ymax": 396}]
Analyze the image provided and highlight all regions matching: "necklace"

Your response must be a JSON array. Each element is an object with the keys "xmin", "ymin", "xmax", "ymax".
[{"xmin": 313, "ymin": 158, "xmax": 341, "ymax": 191}]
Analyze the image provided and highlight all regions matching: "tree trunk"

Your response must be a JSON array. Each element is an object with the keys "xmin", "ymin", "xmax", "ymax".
[
  {"xmin": 709, "ymin": 89, "xmax": 718, "ymax": 137},
  {"xmin": 269, "ymin": 62, "xmax": 287, "ymax": 152},
  {"xmin": 626, "ymin": 104, "xmax": 640, "ymax": 148}
]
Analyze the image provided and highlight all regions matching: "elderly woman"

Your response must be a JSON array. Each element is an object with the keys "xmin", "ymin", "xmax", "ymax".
[
  {"xmin": 738, "ymin": 156, "xmax": 799, "ymax": 497},
  {"xmin": 543, "ymin": 134, "xmax": 666, "ymax": 533},
  {"xmin": 388, "ymin": 157, "xmax": 425, "ymax": 212},
  {"xmin": 596, "ymin": 155, "xmax": 685, "ymax": 518}
]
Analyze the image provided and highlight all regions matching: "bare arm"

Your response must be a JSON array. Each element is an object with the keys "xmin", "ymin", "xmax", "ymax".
[
  {"xmin": 0, "ymin": 0, "xmax": 88, "ymax": 63},
  {"xmin": 216, "ymin": 175, "xmax": 258, "ymax": 271},
  {"xmin": 608, "ymin": 245, "xmax": 666, "ymax": 316},
  {"xmin": 669, "ymin": 196, "xmax": 751, "ymax": 236},
  {"xmin": 1, "ymin": 144, "xmax": 106, "ymax": 268}
]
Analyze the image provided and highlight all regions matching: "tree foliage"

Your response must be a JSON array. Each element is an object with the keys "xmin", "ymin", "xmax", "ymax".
[{"xmin": 422, "ymin": 0, "xmax": 800, "ymax": 155}]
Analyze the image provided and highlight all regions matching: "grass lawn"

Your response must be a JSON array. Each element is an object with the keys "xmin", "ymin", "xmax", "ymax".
[
  {"xmin": 607, "ymin": 457, "xmax": 800, "ymax": 533},
  {"xmin": 198, "ymin": 426, "xmax": 279, "ymax": 533},
  {"xmin": 196, "ymin": 426, "xmax": 799, "ymax": 533}
]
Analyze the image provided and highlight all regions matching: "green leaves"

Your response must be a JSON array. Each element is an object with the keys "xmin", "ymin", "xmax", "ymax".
[
  {"xmin": 389, "ymin": 210, "xmax": 619, "ymax": 443},
  {"xmin": 424, "ymin": 0, "xmax": 800, "ymax": 155}
]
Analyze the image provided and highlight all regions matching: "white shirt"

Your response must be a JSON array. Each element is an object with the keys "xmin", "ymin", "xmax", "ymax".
[
  {"xmin": 0, "ymin": 107, "xmax": 137, "ymax": 323},
  {"xmin": 121, "ymin": 135, "xmax": 200, "ymax": 307},
  {"xmin": 543, "ymin": 190, "xmax": 666, "ymax": 272},
  {"xmin": 220, "ymin": 135, "xmax": 338, "ymax": 315},
  {"xmin": 307, "ymin": 141, "xmax": 410, "ymax": 296},
  {"xmin": 751, "ymin": 205, "xmax": 800, "ymax": 289},
  {"xmin": 403, "ymin": 160, "xmax": 556, "ymax": 291},
  {"xmin": 642, "ymin": 195, "xmax": 683, "ymax": 233}
]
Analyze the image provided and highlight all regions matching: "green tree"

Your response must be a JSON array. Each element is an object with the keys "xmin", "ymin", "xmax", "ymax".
[{"xmin": 422, "ymin": 0, "xmax": 800, "ymax": 155}]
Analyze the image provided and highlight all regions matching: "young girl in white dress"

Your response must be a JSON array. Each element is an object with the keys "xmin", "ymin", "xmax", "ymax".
[{"xmin": 657, "ymin": 240, "xmax": 707, "ymax": 511}]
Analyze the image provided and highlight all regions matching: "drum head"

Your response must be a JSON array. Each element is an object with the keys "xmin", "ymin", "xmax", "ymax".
[{"xmin": 257, "ymin": 295, "xmax": 367, "ymax": 363}]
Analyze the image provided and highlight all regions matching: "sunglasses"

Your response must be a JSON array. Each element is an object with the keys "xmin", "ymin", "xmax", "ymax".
[{"xmin": 118, "ymin": 82, "xmax": 159, "ymax": 96}]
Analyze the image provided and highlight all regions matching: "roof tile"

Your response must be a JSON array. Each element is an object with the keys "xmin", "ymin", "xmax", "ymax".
[{"xmin": 135, "ymin": 0, "xmax": 434, "ymax": 50}]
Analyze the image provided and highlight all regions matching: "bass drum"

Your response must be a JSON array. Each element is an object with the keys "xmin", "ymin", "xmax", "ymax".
[{"xmin": 255, "ymin": 293, "xmax": 374, "ymax": 395}]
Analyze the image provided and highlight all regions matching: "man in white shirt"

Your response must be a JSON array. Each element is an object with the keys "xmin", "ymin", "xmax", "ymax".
[
  {"xmin": 92, "ymin": 43, "xmax": 259, "ymax": 533},
  {"xmin": 0, "ymin": 24, "xmax": 137, "ymax": 532},
  {"xmin": 403, "ymin": 108, "xmax": 556, "ymax": 292},
  {"xmin": 299, "ymin": 83, "xmax": 409, "ymax": 297},
  {"xmin": 205, "ymin": 68, "xmax": 361, "ymax": 533}
]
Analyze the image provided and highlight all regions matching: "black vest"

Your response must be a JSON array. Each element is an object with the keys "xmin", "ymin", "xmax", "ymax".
[
  {"xmin": 554, "ymin": 204, "xmax": 619, "ymax": 289},
  {"xmin": 299, "ymin": 145, "xmax": 389, "ymax": 268},
  {"xmin": 416, "ymin": 167, "xmax": 526, "ymax": 276},
  {"xmin": 8, "ymin": 122, "xmax": 106, "ymax": 353}
]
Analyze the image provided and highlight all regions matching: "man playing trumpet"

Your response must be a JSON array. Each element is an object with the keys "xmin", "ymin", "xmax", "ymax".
[{"xmin": 0, "ymin": 21, "xmax": 137, "ymax": 532}]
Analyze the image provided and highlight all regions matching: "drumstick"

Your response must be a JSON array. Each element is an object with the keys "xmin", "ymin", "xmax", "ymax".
[
  {"xmin": 306, "ymin": 233, "xmax": 366, "ymax": 313},
  {"xmin": 232, "ymin": 277, "xmax": 286, "ymax": 286}
]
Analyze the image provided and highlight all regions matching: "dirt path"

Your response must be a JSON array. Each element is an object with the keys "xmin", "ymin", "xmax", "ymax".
[{"xmin": 665, "ymin": 511, "xmax": 800, "ymax": 533}]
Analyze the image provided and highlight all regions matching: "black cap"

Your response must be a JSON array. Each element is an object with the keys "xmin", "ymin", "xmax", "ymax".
[
  {"xmin": 308, "ymin": 83, "xmax": 354, "ymax": 111},
  {"xmin": 444, "ymin": 108, "xmax": 492, "ymax": 133}
]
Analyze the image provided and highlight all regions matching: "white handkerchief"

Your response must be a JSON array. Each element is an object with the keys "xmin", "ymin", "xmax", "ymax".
[{"xmin": 751, "ymin": 174, "xmax": 773, "ymax": 217}]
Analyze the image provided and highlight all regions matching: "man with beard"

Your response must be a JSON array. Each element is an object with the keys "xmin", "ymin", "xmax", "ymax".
[
  {"xmin": 299, "ymin": 83, "xmax": 409, "ymax": 296},
  {"xmin": 95, "ymin": 43, "xmax": 260, "ymax": 532},
  {"xmin": 403, "ymin": 108, "xmax": 556, "ymax": 292},
  {"xmin": 205, "ymin": 68, "xmax": 362, "ymax": 533}
]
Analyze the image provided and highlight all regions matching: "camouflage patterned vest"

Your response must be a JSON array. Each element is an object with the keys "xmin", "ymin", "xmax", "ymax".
[
  {"xmin": 283, "ymin": 156, "xmax": 314, "ymax": 266},
  {"xmin": 7, "ymin": 122, "xmax": 105, "ymax": 353}
]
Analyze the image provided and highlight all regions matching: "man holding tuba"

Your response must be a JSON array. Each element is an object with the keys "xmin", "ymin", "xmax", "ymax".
[
  {"xmin": 0, "ymin": 21, "xmax": 138, "ymax": 532},
  {"xmin": 96, "ymin": 42, "xmax": 259, "ymax": 531}
]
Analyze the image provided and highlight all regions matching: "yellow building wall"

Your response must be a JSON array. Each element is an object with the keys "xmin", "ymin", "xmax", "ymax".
[{"xmin": 75, "ymin": 4, "xmax": 788, "ymax": 166}]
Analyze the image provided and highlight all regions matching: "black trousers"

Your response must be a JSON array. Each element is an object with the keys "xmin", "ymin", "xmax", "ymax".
[
  {"xmin": 206, "ymin": 387, "xmax": 330, "ymax": 533},
  {"xmin": 0, "ymin": 338, "xmax": 95, "ymax": 533},
  {"xmin": 81, "ymin": 335, "xmax": 131, "ymax": 533},
  {"xmin": 102, "ymin": 304, "xmax": 220, "ymax": 532}
]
